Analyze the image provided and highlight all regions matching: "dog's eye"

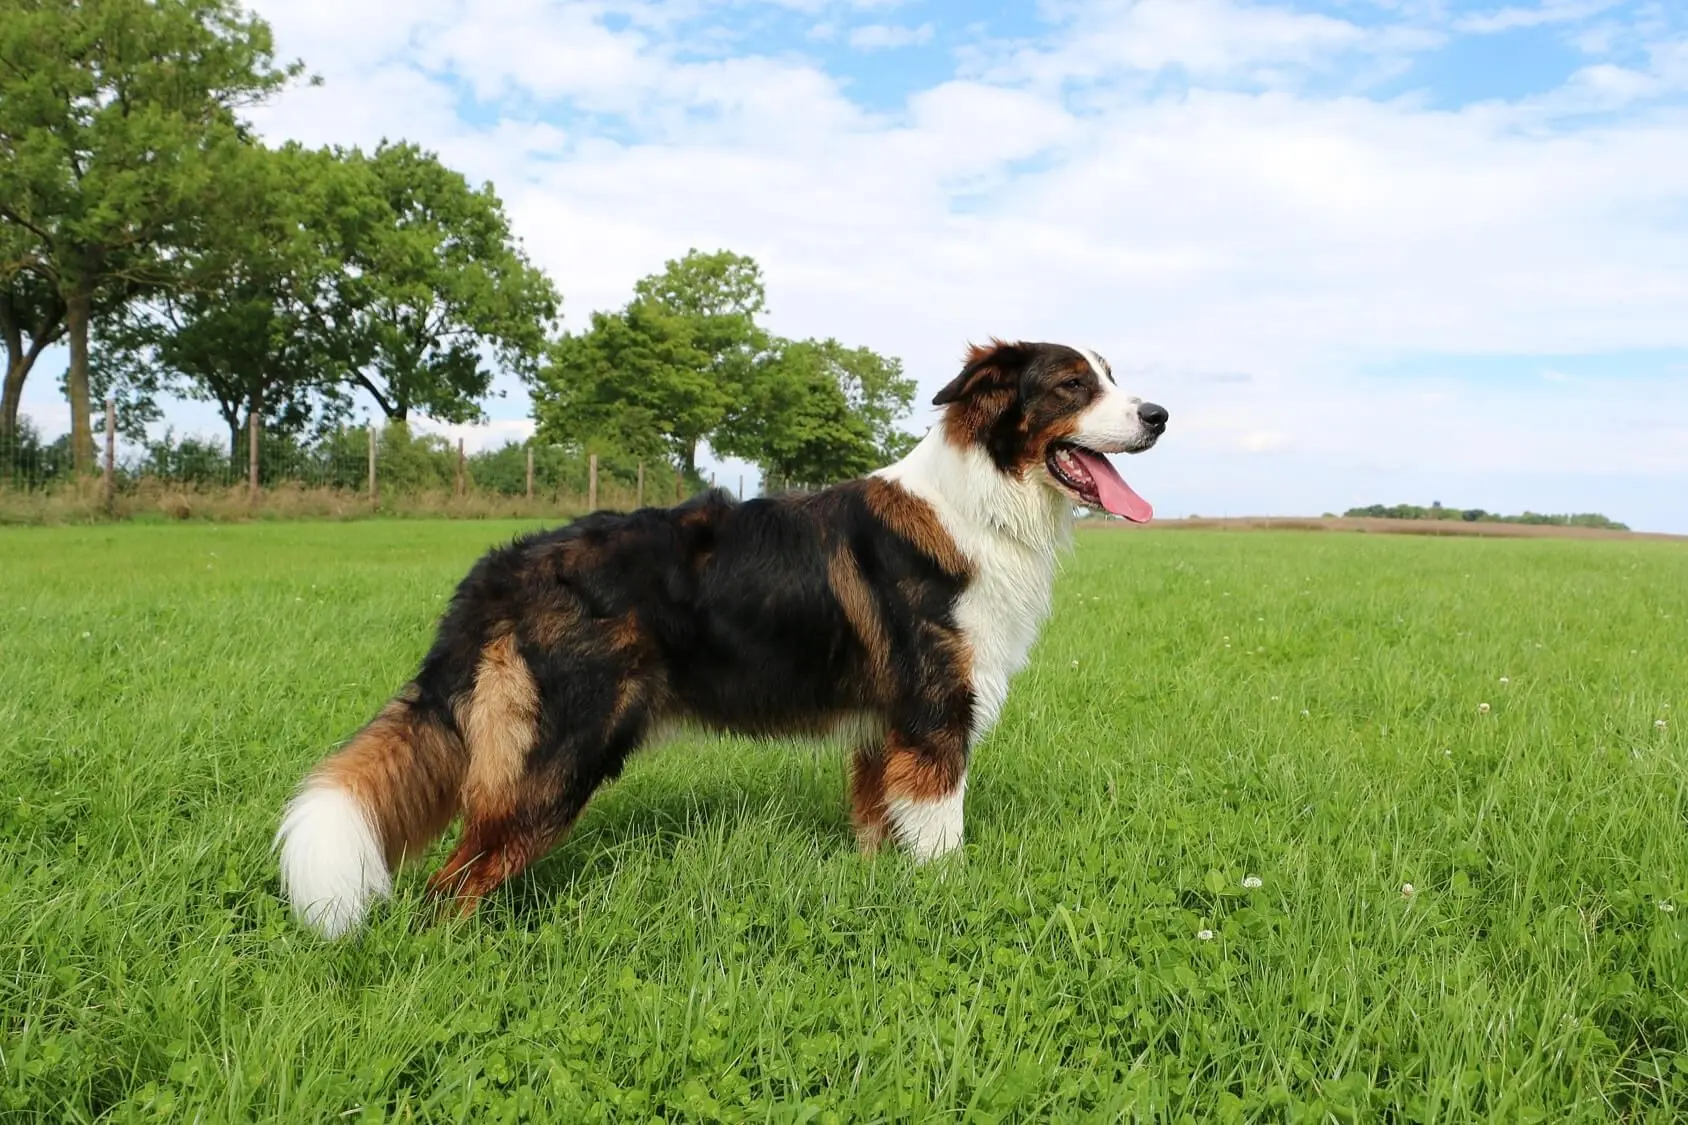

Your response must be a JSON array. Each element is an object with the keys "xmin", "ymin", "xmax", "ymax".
[{"xmin": 1060, "ymin": 377, "xmax": 1086, "ymax": 391}]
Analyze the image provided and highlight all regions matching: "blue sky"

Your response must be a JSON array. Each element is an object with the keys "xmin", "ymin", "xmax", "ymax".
[{"xmin": 20, "ymin": 0, "xmax": 1688, "ymax": 530}]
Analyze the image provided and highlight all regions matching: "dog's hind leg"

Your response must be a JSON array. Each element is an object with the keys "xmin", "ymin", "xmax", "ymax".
[
  {"xmin": 423, "ymin": 727, "xmax": 635, "ymax": 918},
  {"xmin": 423, "ymin": 632, "xmax": 651, "ymax": 919}
]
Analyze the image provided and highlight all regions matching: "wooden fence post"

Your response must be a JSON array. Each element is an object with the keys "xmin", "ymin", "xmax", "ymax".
[
  {"xmin": 636, "ymin": 460, "xmax": 644, "ymax": 509},
  {"xmin": 675, "ymin": 468, "xmax": 682, "ymax": 502},
  {"xmin": 525, "ymin": 445, "xmax": 534, "ymax": 501},
  {"xmin": 367, "ymin": 424, "xmax": 378, "ymax": 507},
  {"xmin": 248, "ymin": 409, "xmax": 260, "ymax": 501},
  {"xmin": 455, "ymin": 438, "xmax": 465, "ymax": 498},
  {"xmin": 103, "ymin": 396, "xmax": 116, "ymax": 514},
  {"xmin": 588, "ymin": 453, "xmax": 598, "ymax": 511}
]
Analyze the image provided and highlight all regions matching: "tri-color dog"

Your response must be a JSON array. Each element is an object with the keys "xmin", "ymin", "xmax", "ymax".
[{"xmin": 276, "ymin": 339, "xmax": 1168, "ymax": 938}]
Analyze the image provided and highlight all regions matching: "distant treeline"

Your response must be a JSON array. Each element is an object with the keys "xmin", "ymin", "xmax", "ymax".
[{"xmin": 1342, "ymin": 503, "xmax": 1628, "ymax": 531}]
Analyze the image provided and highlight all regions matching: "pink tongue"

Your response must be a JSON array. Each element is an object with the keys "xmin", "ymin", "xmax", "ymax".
[{"xmin": 1072, "ymin": 449, "xmax": 1153, "ymax": 523}]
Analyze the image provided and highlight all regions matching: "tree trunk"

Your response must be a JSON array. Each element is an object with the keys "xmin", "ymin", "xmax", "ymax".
[
  {"xmin": 2, "ymin": 353, "xmax": 25, "ymax": 445},
  {"xmin": 1, "ymin": 298, "xmax": 66, "ymax": 443},
  {"xmin": 1, "ymin": 307, "xmax": 24, "ymax": 443},
  {"xmin": 65, "ymin": 284, "xmax": 94, "ymax": 475}
]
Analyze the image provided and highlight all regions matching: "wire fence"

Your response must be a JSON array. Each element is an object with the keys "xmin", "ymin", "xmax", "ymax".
[{"xmin": 0, "ymin": 400, "xmax": 751, "ymax": 523}]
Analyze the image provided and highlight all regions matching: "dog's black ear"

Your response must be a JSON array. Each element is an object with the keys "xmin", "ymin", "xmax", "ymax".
[{"xmin": 932, "ymin": 339, "xmax": 1031, "ymax": 406}]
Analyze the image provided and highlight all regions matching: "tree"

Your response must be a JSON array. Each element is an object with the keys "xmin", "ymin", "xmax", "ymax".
[
  {"xmin": 0, "ymin": 236, "xmax": 66, "ymax": 442},
  {"xmin": 98, "ymin": 142, "xmax": 355, "ymax": 458},
  {"xmin": 533, "ymin": 249, "xmax": 768, "ymax": 478},
  {"xmin": 533, "ymin": 303, "xmax": 704, "ymax": 479},
  {"xmin": 329, "ymin": 141, "xmax": 560, "ymax": 425},
  {"xmin": 528, "ymin": 248, "xmax": 916, "ymax": 490},
  {"xmin": 632, "ymin": 248, "xmax": 766, "ymax": 320},
  {"xmin": 627, "ymin": 249, "xmax": 770, "ymax": 474},
  {"xmin": 810, "ymin": 337, "xmax": 917, "ymax": 463},
  {"xmin": 715, "ymin": 337, "xmax": 912, "ymax": 488},
  {"xmin": 0, "ymin": 0, "xmax": 305, "ymax": 473}
]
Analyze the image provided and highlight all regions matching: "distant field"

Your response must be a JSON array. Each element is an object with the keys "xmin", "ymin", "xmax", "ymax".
[
  {"xmin": 3, "ymin": 521, "xmax": 1685, "ymax": 1122},
  {"xmin": 1092, "ymin": 515, "xmax": 1688, "ymax": 541}
]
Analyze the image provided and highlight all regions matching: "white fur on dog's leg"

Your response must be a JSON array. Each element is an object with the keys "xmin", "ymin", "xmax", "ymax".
[{"xmin": 886, "ymin": 774, "xmax": 966, "ymax": 862}]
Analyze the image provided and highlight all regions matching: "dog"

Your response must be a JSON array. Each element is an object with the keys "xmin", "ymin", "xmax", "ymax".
[{"xmin": 276, "ymin": 339, "xmax": 1167, "ymax": 938}]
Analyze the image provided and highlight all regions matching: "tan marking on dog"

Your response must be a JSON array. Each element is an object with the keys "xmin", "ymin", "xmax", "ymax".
[
  {"xmin": 458, "ymin": 633, "xmax": 541, "ymax": 817},
  {"xmin": 528, "ymin": 603, "xmax": 580, "ymax": 649},
  {"xmin": 827, "ymin": 551, "xmax": 894, "ymax": 697},
  {"xmin": 881, "ymin": 730, "xmax": 967, "ymax": 802},
  {"xmin": 861, "ymin": 477, "xmax": 970, "ymax": 577}
]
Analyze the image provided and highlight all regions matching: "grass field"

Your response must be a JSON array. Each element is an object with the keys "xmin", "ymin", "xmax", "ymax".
[{"xmin": 3, "ymin": 521, "xmax": 1685, "ymax": 1123}]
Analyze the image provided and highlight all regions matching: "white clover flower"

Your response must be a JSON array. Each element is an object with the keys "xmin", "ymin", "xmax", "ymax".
[
  {"xmin": 80, "ymin": 631, "xmax": 91, "ymax": 639},
  {"xmin": 1659, "ymin": 902, "xmax": 1676, "ymax": 913},
  {"xmin": 1658, "ymin": 720, "xmax": 1669, "ymax": 731},
  {"xmin": 1196, "ymin": 929, "xmax": 1215, "ymax": 941},
  {"xmin": 1242, "ymin": 875, "xmax": 1263, "ymax": 889},
  {"xmin": 1071, "ymin": 660, "xmax": 1080, "ymax": 668},
  {"xmin": 1499, "ymin": 677, "xmax": 1510, "ymax": 685},
  {"xmin": 1478, "ymin": 702, "xmax": 1491, "ymax": 713},
  {"xmin": 1300, "ymin": 709, "xmax": 1310, "ymax": 717},
  {"xmin": 1401, "ymin": 883, "xmax": 1415, "ymax": 897}
]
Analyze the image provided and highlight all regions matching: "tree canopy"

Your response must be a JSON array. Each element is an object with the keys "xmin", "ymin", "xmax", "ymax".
[
  {"xmin": 329, "ymin": 141, "xmax": 561, "ymax": 425},
  {"xmin": 1, "ymin": 2, "xmax": 908, "ymax": 499},
  {"xmin": 532, "ymin": 250, "xmax": 915, "ymax": 490},
  {"xmin": 0, "ymin": 0, "xmax": 305, "ymax": 470}
]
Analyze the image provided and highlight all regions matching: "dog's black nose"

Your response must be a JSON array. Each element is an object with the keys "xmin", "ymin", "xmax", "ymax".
[{"xmin": 1138, "ymin": 402, "xmax": 1169, "ymax": 429}]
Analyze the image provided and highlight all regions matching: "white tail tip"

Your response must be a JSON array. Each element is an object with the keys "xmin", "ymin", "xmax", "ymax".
[{"xmin": 275, "ymin": 782, "xmax": 391, "ymax": 939}]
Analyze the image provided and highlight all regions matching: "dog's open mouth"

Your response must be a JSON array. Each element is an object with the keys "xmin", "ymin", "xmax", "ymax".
[{"xmin": 1047, "ymin": 442, "xmax": 1154, "ymax": 523}]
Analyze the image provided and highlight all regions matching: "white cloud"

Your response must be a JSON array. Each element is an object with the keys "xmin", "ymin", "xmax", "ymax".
[
  {"xmin": 847, "ymin": 22, "xmax": 934, "ymax": 50},
  {"xmin": 1455, "ymin": 0, "xmax": 1622, "ymax": 35},
  {"xmin": 981, "ymin": 0, "xmax": 1399, "ymax": 90}
]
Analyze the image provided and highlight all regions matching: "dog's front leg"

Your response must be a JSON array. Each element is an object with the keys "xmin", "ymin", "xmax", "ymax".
[{"xmin": 879, "ymin": 689, "xmax": 971, "ymax": 863}]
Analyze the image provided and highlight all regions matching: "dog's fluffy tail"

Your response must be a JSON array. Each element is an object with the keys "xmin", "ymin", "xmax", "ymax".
[{"xmin": 275, "ymin": 687, "xmax": 466, "ymax": 939}]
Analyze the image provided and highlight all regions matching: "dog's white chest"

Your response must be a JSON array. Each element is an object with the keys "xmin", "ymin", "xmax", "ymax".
[{"xmin": 954, "ymin": 542, "xmax": 1055, "ymax": 743}]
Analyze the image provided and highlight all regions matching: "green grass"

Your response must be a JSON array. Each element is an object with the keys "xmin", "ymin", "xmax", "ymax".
[{"xmin": 3, "ymin": 521, "xmax": 1685, "ymax": 1123}]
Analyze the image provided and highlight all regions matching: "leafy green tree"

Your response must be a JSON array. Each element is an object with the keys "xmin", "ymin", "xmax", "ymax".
[
  {"xmin": 98, "ymin": 142, "xmax": 356, "ymax": 459},
  {"xmin": 627, "ymin": 249, "xmax": 770, "ymax": 474},
  {"xmin": 715, "ymin": 339, "xmax": 873, "ymax": 488},
  {"xmin": 533, "ymin": 303, "xmax": 706, "ymax": 480},
  {"xmin": 530, "ymin": 248, "xmax": 914, "ymax": 491},
  {"xmin": 0, "ymin": 0, "xmax": 304, "ymax": 473},
  {"xmin": 329, "ymin": 141, "xmax": 560, "ymax": 425},
  {"xmin": 533, "ymin": 250, "xmax": 771, "ymax": 479},
  {"xmin": 716, "ymin": 337, "xmax": 916, "ymax": 487}
]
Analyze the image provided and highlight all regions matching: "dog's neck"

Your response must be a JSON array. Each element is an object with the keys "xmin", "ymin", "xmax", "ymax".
[{"xmin": 874, "ymin": 425, "xmax": 1074, "ymax": 557}]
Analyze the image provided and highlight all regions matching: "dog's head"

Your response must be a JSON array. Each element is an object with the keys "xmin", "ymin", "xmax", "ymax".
[{"xmin": 931, "ymin": 339, "xmax": 1167, "ymax": 522}]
